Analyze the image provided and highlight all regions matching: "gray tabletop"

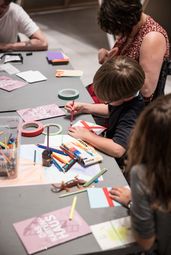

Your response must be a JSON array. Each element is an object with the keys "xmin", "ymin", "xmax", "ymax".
[
  {"xmin": 0, "ymin": 51, "xmax": 138, "ymax": 255},
  {"xmin": 0, "ymin": 51, "xmax": 93, "ymax": 112}
]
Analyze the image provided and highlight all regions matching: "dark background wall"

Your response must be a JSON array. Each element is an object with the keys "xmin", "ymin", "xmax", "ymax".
[
  {"xmin": 20, "ymin": 0, "xmax": 97, "ymax": 13},
  {"xmin": 144, "ymin": 0, "xmax": 171, "ymax": 41}
]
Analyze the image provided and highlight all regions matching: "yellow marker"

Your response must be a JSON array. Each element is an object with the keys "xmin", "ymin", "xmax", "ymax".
[{"xmin": 69, "ymin": 196, "xmax": 77, "ymax": 220}]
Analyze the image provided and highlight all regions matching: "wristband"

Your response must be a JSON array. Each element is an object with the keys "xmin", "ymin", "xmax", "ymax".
[{"xmin": 127, "ymin": 200, "xmax": 132, "ymax": 209}]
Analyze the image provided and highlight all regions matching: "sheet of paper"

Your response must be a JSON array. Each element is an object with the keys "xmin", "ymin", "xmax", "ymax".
[
  {"xmin": 0, "ymin": 144, "xmax": 101, "ymax": 187},
  {"xmin": 0, "ymin": 63, "xmax": 20, "ymax": 74},
  {"xmin": 16, "ymin": 70, "xmax": 47, "ymax": 83},
  {"xmin": 17, "ymin": 104, "xmax": 65, "ymax": 121},
  {"xmin": 4, "ymin": 55, "xmax": 21, "ymax": 63},
  {"xmin": 0, "ymin": 76, "xmax": 27, "ymax": 91},
  {"xmin": 13, "ymin": 207, "xmax": 91, "ymax": 254},
  {"xmin": 72, "ymin": 120, "xmax": 106, "ymax": 135},
  {"xmin": 87, "ymin": 187, "xmax": 121, "ymax": 208},
  {"xmin": 91, "ymin": 216, "xmax": 135, "ymax": 250}
]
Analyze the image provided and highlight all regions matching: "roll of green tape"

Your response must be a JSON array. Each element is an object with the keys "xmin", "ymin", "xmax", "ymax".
[{"xmin": 58, "ymin": 88, "xmax": 79, "ymax": 100}]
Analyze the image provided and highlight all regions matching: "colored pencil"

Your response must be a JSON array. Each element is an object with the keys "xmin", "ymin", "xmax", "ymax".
[
  {"xmin": 59, "ymin": 188, "xmax": 87, "ymax": 198},
  {"xmin": 33, "ymin": 150, "xmax": 37, "ymax": 166},
  {"xmin": 69, "ymin": 196, "xmax": 77, "ymax": 220},
  {"xmin": 83, "ymin": 168, "xmax": 108, "ymax": 187}
]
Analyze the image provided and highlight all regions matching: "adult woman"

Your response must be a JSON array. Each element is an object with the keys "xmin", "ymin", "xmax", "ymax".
[
  {"xmin": 88, "ymin": 0, "xmax": 170, "ymax": 103},
  {"xmin": 110, "ymin": 94, "xmax": 171, "ymax": 254}
]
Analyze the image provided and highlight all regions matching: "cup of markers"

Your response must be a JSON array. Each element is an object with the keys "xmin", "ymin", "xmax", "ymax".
[{"xmin": 0, "ymin": 116, "xmax": 21, "ymax": 179}]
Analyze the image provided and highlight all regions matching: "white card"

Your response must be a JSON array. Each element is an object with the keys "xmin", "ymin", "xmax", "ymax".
[
  {"xmin": 56, "ymin": 69, "xmax": 83, "ymax": 77},
  {"xmin": 17, "ymin": 70, "xmax": 47, "ymax": 83}
]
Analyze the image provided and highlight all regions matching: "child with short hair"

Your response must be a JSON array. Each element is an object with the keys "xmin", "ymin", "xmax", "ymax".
[
  {"xmin": 109, "ymin": 94, "xmax": 171, "ymax": 254},
  {"xmin": 65, "ymin": 56, "xmax": 145, "ymax": 168}
]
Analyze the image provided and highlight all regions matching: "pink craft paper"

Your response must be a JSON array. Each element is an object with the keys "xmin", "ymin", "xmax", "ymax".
[
  {"xmin": 17, "ymin": 104, "xmax": 65, "ymax": 121},
  {"xmin": 0, "ymin": 76, "xmax": 27, "ymax": 91},
  {"xmin": 13, "ymin": 207, "xmax": 91, "ymax": 254}
]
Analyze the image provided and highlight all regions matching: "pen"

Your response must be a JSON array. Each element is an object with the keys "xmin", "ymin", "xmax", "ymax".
[
  {"xmin": 37, "ymin": 144, "xmax": 67, "ymax": 156},
  {"xmin": 72, "ymin": 141, "xmax": 94, "ymax": 156},
  {"xmin": 69, "ymin": 196, "xmax": 77, "ymax": 220},
  {"xmin": 52, "ymin": 152, "xmax": 68, "ymax": 164},
  {"xmin": 52, "ymin": 158, "xmax": 64, "ymax": 172},
  {"xmin": 70, "ymin": 100, "xmax": 75, "ymax": 127},
  {"xmin": 59, "ymin": 145, "xmax": 77, "ymax": 160},
  {"xmin": 63, "ymin": 158, "xmax": 76, "ymax": 172}
]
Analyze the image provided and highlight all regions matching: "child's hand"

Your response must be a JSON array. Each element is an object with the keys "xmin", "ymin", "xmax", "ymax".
[
  {"xmin": 65, "ymin": 101, "xmax": 86, "ymax": 115},
  {"xmin": 68, "ymin": 126, "xmax": 92, "ymax": 140},
  {"xmin": 109, "ymin": 186, "xmax": 131, "ymax": 207}
]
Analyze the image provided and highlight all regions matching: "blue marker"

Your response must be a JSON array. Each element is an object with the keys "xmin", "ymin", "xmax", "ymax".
[
  {"xmin": 52, "ymin": 158, "xmax": 64, "ymax": 172},
  {"xmin": 37, "ymin": 144, "xmax": 67, "ymax": 156}
]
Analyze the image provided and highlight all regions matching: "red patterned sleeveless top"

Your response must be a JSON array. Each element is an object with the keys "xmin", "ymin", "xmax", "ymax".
[
  {"xmin": 115, "ymin": 15, "xmax": 170, "ymax": 60},
  {"xmin": 87, "ymin": 15, "xmax": 170, "ymax": 103}
]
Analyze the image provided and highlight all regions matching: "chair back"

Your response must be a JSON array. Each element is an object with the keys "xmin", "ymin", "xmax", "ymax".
[{"xmin": 153, "ymin": 58, "xmax": 171, "ymax": 100}]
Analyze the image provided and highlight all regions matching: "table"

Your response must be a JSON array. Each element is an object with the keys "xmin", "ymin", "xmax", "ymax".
[
  {"xmin": 0, "ymin": 51, "xmax": 93, "ymax": 112},
  {"xmin": 0, "ymin": 51, "xmax": 138, "ymax": 255}
]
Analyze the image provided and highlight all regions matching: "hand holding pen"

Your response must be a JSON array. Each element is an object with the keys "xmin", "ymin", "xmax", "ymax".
[{"xmin": 65, "ymin": 101, "xmax": 86, "ymax": 115}]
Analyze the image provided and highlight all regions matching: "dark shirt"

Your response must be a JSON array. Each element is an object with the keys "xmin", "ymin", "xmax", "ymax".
[{"xmin": 106, "ymin": 94, "xmax": 144, "ymax": 168}]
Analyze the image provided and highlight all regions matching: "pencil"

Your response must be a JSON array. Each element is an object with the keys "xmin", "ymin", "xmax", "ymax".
[
  {"xmin": 70, "ymin": 100, "xmax": 75, "ymax": 126},
  {"xmin": 69, "ymin": 196, "xmax": 77, "ymax": 220},
  {"xmin": 59, "ymin": 188, "xmax": 87, "ymax": 198},
  {"xmin": 83, "ymin": 168, "xmax": 108, "ymax": 187},
  {"xmin": 34, "ymin": 150, "xmax": 37, "ymax": 165}
]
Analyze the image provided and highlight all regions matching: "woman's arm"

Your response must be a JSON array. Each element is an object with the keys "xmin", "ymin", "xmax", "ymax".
[{"xmin": 139, "ymin": 31, "xmax": 167, "ymax": 98}]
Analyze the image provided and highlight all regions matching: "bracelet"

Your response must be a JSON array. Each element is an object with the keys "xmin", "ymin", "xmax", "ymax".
[{"xmin": 127, "ymin": 200, "xmax": 132, "ymax": 209}]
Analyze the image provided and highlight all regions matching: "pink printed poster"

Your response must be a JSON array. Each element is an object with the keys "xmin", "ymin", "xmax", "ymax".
[
  {"xmin": 13, "ymin": 207, "xmax": 91, "ymax": 254},
  {"xmin": 17, "ymin": 104, "xmax": 65, "ymax": 121}
]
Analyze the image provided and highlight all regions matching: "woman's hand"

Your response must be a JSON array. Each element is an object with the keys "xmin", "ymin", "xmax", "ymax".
[
  {"xmin": 109, "ymin": 186, "xmax": 131, "ymax": 207},
  {"xmin": 98, "ymin": 48, "xmax": 110, "ymax": 64},
  {"xmin": 98, "ymin": 47, "xmax": 119, "ymax": 64}
]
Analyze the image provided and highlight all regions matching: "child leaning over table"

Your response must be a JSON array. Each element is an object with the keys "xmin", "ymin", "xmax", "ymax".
[
  {"xmin": 109, "ymin": 94, "xmax": 171, "ymax": 254},
  {"xmin": 65, "ymin": 56, "xmax": 145, "ymax": 169}
]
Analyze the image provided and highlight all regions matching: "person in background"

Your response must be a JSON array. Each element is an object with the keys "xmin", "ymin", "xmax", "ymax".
[
  {"xmin": 109, "ymin": 94, "xmax": 171, "ymax": 254},
  {"xmin": 88, "ymin": 0, "xmax": 170, "ymax": 103},
  {"xmin": 0, "ymin": 0, "xmax": 48, "ymax": 51},
  {"xmin": 65, "ymin": 56, "xmax": 145, "ymax": 169}
]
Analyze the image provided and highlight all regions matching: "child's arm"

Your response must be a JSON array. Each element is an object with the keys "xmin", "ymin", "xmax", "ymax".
[
  {"xmin": 68, "ymin": 127, "xmax": 125, "ymax": 158},
  {"xmin": 65, "ymin": 101, "xmax": 109, "ymax": 116}
]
